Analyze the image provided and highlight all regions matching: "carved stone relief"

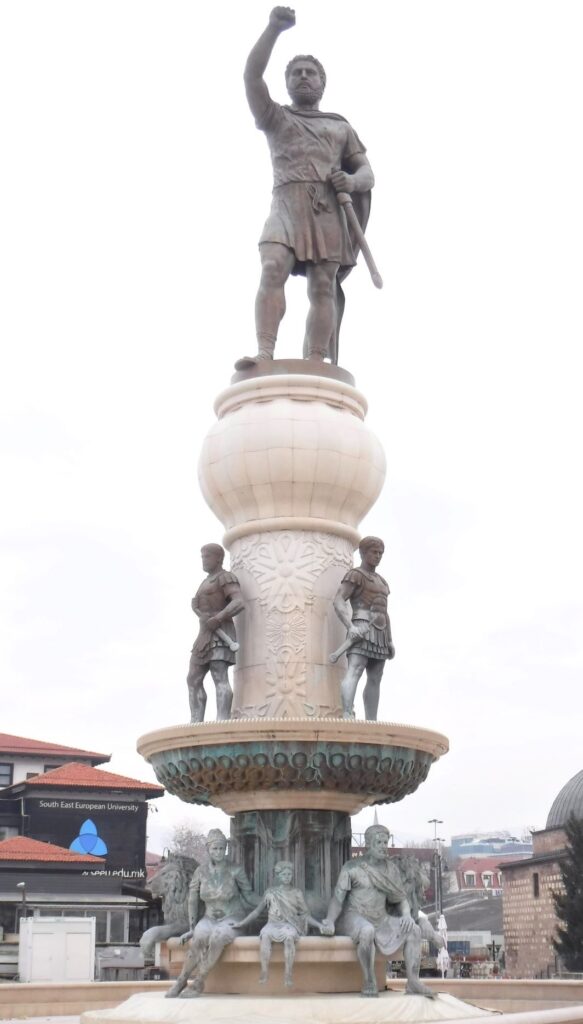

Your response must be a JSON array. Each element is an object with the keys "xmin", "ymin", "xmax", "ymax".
[{"xmin": 230, "ymin": 530, "xmax": 353, "ymax": 718}]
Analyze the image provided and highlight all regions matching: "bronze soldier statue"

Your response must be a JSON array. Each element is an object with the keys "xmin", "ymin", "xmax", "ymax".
[
  {"xmin": 187, "ymin": 544, "xmax": 244, "ymax": 722},
  {"xmin": 330, "ymin": 536, "xmax": 394, "ymax": 720},
  {"xmin": 237, "ymin": 6, "xmax": 375, "ymax": 369}
]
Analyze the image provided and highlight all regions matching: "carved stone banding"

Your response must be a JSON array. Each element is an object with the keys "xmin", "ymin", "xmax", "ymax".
[
  {"xmin": 224, "ymin": 517, "xmax": 360, "ymax": 548},
  {"xmin": 213, "ymin": 375, "xmax": 368, "ymax": 420}
]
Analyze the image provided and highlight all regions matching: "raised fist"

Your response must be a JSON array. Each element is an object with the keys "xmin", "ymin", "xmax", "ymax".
[{"xmin": 269, "ymin": 7, "xmax": 296, "ymax": 31}]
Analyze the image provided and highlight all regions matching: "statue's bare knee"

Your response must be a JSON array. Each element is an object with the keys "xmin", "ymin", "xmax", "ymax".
[
  {"xmin": 259, "ymin": 244, "xmax": 294, "ymax": 289},
  {"xmin": 358, "ymin": 924, "xmax": 375, "ymax": 950}
]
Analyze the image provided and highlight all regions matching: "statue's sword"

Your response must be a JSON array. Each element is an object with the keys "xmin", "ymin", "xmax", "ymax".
[
  {"xmin": 214, "ymin": 626, "xmax": 239, "ymax": 652},
  {"xmin": 329, "ymin": 610, "xmax": 375, "ymax": 664},
  {"xmin": 336, "ymin": 191, "xmax": 383, "ymax": 289}
]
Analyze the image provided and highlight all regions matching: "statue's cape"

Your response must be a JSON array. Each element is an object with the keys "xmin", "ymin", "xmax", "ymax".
[
  {"xmin": 284, "ymin": 106, "xmax": 371, "ymax": 365},
  {"xmin": 359, "ymin": 857, "xmax": 408, "ymax": 905}
]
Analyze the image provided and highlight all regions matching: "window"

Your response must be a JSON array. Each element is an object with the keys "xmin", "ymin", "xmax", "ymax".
[
  {"xmin": 43, "ymin": 763, "xmax": 63, "ymax": 773},
  {"xmin": 482, "ymin": 872, "xmax": 493, "ymax": 887},
  {"xmin": 0, "ymin": 827, "xmax": 18, "ymax": 841},
  {"xmin": 93, "ymin": 911, "xmax": 108, "ymax": 943},
  {"xmin": 128, "ymin": 910, "xmax": 144, "ymax": 943},
  {"xmin": 464, "ymin": 872, "xmax": 476, "ymax": 887},
  {"xmin": 533, "ymin": 872, "xmax": 540, "ymax": 898},
  {"xmin": 109, "ymin": 911, "xmax": 126, "ymax": 943},
  {"xmin": 448, "ymin": 940, "xmax": 470, "ymax": 957},
  {"xmin": 0, "ymin": 763, "xmax": 14, "ymax": 788}
]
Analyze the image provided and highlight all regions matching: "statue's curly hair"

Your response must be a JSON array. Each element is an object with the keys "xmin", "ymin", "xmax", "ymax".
[
  {"xmin": 285, "ymin": 54, "xmax": 326, "ymax": 91},
  {"xmin": 359, "ymin": 535, "xmax": 384, "ymax": 557}
]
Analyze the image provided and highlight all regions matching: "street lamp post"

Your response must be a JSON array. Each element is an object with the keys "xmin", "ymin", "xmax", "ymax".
[
  {"xmin": 428, "ymin": 819, "xmax": 444, "ymax": 917},
  {"xmin": 487, "ymin": 940, "xmax": 500, "ymax": 962},
  {"xmin": 16, "ymin": 882, "xmax": 27, "ymax": 927}
]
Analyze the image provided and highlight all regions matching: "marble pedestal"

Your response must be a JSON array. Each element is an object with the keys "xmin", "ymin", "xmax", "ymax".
[{"xmin": 160, "ymin": 936, "xmax": 386, "ymax": 995}]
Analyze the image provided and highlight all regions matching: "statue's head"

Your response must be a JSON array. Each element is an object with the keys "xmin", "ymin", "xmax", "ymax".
[
  {"xmin": 201, "ymin": 543, "xmax": 225, "ymax": 574},
  {"xmin": 274, "ymin": 860, "xmax": 294, "ymax": 884},
  {"xmin": 359, "ymin": 536, "xmax": 384, "ymax": 567},
  {"xmin": 364, "ymin": 823, "xmax": 391, "ymax": 857},
  {"xmin": 286, "ymin": 55, "xmax": 326, "ymax": 107},
  {"xmin": 206, "ymin": 828, "xmax": 228, "ymax": 862}
]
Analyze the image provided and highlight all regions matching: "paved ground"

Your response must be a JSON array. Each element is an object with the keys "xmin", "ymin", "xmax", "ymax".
[{"xmin": 2, "ymin": 1017, "xmax": 80, "ymax": 1023}]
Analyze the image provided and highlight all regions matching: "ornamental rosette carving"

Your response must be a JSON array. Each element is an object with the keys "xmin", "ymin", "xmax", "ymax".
[
  {"xmin": 230, "ymin": 531, "xmax": 353, "ymax": 613},
  {"xmin": 265, "ymin": 610, "xmax": 306, "ymax": 654}
]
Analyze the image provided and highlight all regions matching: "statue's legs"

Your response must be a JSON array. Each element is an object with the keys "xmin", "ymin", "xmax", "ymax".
[
  {"xmin": 340, "ymin": 653, "xmax": 368, "ymax": 718},
  {"xmin": 283, "ymin": 935, "xmax": 297, "ymax": 987},
  {"xmin": 164, "ymin": 936, "xmax": 205, "ymax": 998},
  {"xmin": 140, "ymin": 923, "xmax": 186, "ymax": 961},
  {"xmin": 254, "ymin": 243, "xmax": 296, "ymax": 357},
  {"xmin": 259, "ymin": 931, "xmax": 272, "ymax": 984},
  {"xmin": 304, "ymin": 261, "xmax": 339, "ymax": 359},
  {"xmin": 186, "ymin": 660, "xmax": 208, "ymax": 723},
  {"xmin": 189, "ymin": 927, "xmax": 234, "ymax": 993},
  {"xmin": 355, "ymin": 923, "xmax": 378, "ymax": 997},
  {"xmin": 403, "ymin": 924, "xmax": 435, "ymax": 998},
  {"xmin": 209, "ymin": 661, "xmax": 233, "ymax": 720},
  {"xmin": 362, "ymin": 659, "xmax": 385, "ymax": 721}
]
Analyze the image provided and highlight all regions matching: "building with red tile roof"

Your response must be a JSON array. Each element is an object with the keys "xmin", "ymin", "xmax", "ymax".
[
  {"xmin": 5, "ymin": 762, "xmax": 164, "ymax": 797},
  {"xmin": 455, "ymin": 855, "xmax": 518, "ymax": 892},
  {"xmin": 0, "ymin": 732, "xmax": 109, "ymax": 793},
  {"xmin": 0, "ymin": 744, "xmax": 164, "ymax": 948}
]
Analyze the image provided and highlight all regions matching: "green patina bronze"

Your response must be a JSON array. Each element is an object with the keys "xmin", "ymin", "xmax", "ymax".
[{"xmin": 148, "ymin": 738, "xmax": 434, "ymax": 806}]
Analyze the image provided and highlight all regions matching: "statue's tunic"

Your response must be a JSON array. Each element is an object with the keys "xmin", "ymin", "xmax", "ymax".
[
  {"xmin": 336, "ymin": 857, "xmax": 408, "ymax": 956},
  {"xmin": 261, "ymin": 886, "xmax": 310, "ymax": 942},
  {"xmin": 190, "ymin": 570, "xmax": 239, "ymax": 665},
  {"xmin": 189, "ymin": 861, "xmax": 253, "ymax": 945},
  {"xmin": 342, "ymin": 567, "xmax": 392, "ymax": 659},
  {"xmin": 255, "ymin": 100, "xmax": 366, "ymax": 272}
]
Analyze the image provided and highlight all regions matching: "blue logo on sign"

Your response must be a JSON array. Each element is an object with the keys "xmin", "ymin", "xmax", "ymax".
[{"xmin": 69, "ymin": 819, "xmax": 108, "ymax": 856}]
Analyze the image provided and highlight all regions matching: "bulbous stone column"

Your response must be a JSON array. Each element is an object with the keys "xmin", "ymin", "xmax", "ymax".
[{"xmin": 198, "ymin": 363, "xmax": 386, "ymax": 718}]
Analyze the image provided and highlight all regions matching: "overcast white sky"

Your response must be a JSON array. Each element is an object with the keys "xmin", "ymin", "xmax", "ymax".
[{"xmin": 1, "ymin": 1, "xmax": 582, "ymax": 853}]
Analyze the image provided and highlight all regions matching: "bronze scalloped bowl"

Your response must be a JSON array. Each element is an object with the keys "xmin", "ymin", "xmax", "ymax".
[{"xmin": 137, "ymin": 719, "xmax": 449, "ymax": 816}]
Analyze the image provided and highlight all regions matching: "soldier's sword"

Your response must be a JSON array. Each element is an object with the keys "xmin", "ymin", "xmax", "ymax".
[
  {"xmin": 215, "ymin": 627, "xmax": 239, "ymax": 652},
  {"xmin": 336, "ymin": 191, "xmax": 383, "ymax": 289}
]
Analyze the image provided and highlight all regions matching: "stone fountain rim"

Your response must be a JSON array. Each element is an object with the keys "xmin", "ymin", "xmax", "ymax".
[{"xmin": 137, "ymin": 718, "xmax": 449, "ymax": 761}]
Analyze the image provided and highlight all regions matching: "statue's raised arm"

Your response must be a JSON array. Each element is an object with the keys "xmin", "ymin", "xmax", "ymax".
[{"xmin": 244, "ymin": 7, "xmax": 296, "ymax": 121}]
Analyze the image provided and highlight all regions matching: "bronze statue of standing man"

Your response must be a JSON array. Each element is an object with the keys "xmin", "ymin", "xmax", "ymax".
[
  {"xmin": 187, "ymin": 544, "xmax": 244, "ymax": 722},
  {"xmin": 237, "ymin": 7, "xmax": 375, "ymax": 369},
  {"xmin": 330, "ymin": 536, "xmax": 394, "ymax": 720}
]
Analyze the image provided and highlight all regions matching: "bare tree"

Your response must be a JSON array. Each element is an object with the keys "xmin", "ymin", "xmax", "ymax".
[{"xmin": 168, "ymin": 822, "xmax": 209, "ymax": 864}]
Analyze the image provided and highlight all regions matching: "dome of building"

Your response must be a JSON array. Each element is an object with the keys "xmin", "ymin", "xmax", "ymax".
[{"xmin": 546, "ymin": 769, "xmax": 583, "ymax": 829}]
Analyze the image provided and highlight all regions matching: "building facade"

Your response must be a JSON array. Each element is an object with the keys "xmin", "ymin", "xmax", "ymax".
[
  {"xmin": 501, "ymin": 769, "xmax": 583, "ymax": 978},
  {"xmin": 0, "ymin": 734, "xmax": 163, "ymax": 953}
]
